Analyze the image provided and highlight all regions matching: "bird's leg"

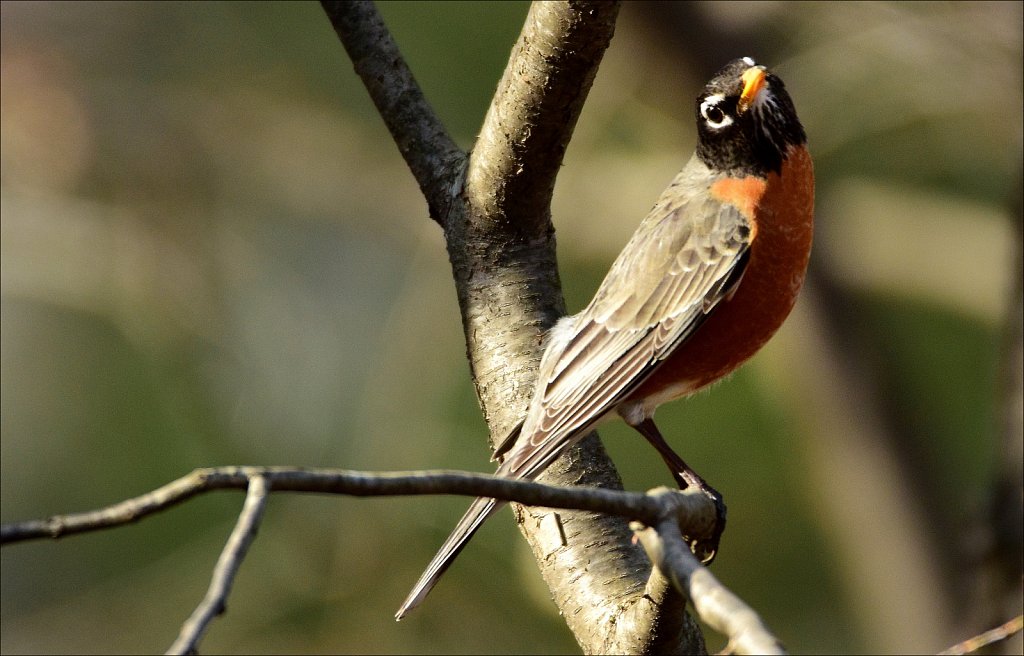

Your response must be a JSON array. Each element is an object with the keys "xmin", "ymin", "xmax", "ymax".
[{"xmin": 631, "ymin": 418, "xmax": 726, "ymax": 564}]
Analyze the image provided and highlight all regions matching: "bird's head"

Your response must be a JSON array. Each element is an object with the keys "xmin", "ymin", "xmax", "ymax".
[{"xmin": 695, "ymin": 57, "xmax": 806, "ymax": 176}]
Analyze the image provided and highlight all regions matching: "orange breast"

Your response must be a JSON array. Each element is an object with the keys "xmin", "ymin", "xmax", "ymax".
[{"xmin": 627, "ymin": 144, "xmax": 815, "ymax": 410}]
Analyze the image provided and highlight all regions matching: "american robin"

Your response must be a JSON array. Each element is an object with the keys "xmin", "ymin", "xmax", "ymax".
[{"xmin": 396, "ymin": 57, "xmax": 814, "ymax": 619}]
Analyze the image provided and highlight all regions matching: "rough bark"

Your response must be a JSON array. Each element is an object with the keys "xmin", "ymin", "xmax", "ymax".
[{"xmin": 322, "ymin": 1, "xmax": 704, "ymax": 652}]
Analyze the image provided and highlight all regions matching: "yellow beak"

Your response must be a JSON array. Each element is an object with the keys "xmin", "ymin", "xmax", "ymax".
[{"xmin": 738, "ymin": 66, "xmax": 766, "ymax": 114}]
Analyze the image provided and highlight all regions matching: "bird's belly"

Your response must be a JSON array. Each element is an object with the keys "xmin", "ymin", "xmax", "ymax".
[{"xmin": 624, "ymin": 146, "xmax": 814, "ymax": 414}]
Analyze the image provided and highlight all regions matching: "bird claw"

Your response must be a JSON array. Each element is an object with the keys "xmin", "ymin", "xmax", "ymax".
[
  {"xmin": 679, "ymin": 480, "xmax": 727, "ymax": 566},
  {"xmin": 689, "ymin": 536, "xmax": 719, "ymax": 564}
]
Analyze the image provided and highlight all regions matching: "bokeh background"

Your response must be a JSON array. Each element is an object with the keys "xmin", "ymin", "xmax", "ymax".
[{"xmin": 2, "ymin": 1, "xmax": 1021, "ymax": 654}]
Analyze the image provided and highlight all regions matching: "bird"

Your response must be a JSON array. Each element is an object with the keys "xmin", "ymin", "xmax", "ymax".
[{"xmin": 396, "ymin": 57, "xmax": 814, "ymax": 620}]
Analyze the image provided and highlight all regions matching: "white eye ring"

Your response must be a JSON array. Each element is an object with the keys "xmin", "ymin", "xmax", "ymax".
[{"xmin": 700, "ymin": 95, "xmax": 733, "ymax": 129}]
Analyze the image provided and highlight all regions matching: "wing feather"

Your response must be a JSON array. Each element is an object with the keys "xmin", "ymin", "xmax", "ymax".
[{"xmin": 502, "ymin": 157, "xmax": 753, "ymax": 479}]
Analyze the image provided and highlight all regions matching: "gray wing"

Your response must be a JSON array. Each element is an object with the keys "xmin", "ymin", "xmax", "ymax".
[{"xmin": 501, "ymin": 166, "xmax": 751, "ymax": 479}]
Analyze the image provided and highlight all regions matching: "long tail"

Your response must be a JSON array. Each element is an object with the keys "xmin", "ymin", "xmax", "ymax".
[{"xmin": 395, "ymin": 495, "xmax": 505, "ymax": 620}]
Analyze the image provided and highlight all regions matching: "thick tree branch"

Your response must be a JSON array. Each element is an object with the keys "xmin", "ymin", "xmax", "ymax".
[
  {"xmin": 466, "ymin": 0, "xmax": 619, "ymax": 235},
  {"xmin": 426, "ymin": 4, "xmax": 702, "ymax": 652},
  {"xmin": 319, "ymin": 1, "xmax": 705, "ymax": 651},
  {"xmin": 320, "ymin": 0, "xmax": 464, "ymax": 221}
]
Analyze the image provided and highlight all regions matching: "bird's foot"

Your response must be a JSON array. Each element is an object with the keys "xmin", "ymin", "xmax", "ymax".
[{"xmin": 675, "ymin": 474, "xmax": 726, "ymax": 565}]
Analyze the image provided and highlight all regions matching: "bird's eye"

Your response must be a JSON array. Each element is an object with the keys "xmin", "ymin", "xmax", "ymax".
[{"xmin": 700, "ymin": 95, "xmax": 733, "ymax": 129}]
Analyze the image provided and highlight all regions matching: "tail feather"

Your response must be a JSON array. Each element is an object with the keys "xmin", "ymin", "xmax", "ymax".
[{"xmin": 395, "ymin": 495, "xmax": 505, "ymax": 620}]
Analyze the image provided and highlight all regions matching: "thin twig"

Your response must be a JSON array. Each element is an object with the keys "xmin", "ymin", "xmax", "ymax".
[
  {"xmin": 632, "ymin": 517, "xmax": 785, "ymax": 656},
  {"xmin": 1, "ymin": 469, "xmax": 230, "ymax": 543},
  {"xmin": 166, "ymin": 475, "xmax": 270, "ymax": 655},
  {"xmin": 2, "ymin": 466, "xmax": 770, "ymax": 651},
  {"xmin": 939, "ymin": 615, "xmax": 1024, "ymax": 655},
  {"xmin": 1, "ymin": 467, "xmax": 714, "ymax": 545}
]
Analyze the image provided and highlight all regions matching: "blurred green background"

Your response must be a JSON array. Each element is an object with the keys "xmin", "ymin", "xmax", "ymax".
[{"xmin": 2, "ymin": 1, "xmax": 1021, "ymax": 654}]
